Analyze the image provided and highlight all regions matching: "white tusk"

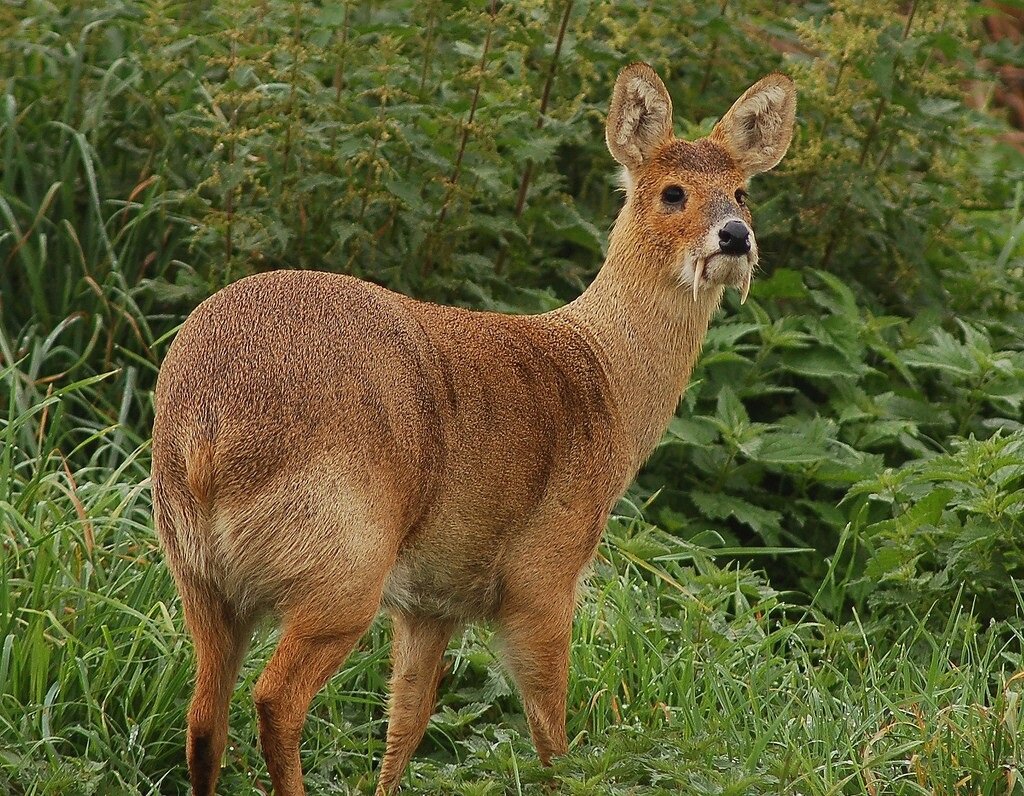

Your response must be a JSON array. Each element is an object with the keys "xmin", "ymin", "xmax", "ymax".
[
  {"xmin": 692, "ymin": 259, "xmax": 704, "ymax": 302},
  {"xmin": 740, "ymin": 271, "xmax": 752, "ymax": 305}
]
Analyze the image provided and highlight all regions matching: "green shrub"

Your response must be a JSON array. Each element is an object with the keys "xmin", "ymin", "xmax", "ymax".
[{"xmin": 843, "ymin": 431, "xmax": 1024, "ymax": 628}]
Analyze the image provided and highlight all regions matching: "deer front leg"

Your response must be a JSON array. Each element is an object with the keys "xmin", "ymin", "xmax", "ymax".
[{"xmin": 499, "ymin": 585, "xmax": 576, "ymax": 764}]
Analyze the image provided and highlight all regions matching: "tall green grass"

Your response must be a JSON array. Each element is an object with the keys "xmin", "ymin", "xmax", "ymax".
[{"xmin": 1, "ymin": 373, "xmax": 1022, "ymax": 794}]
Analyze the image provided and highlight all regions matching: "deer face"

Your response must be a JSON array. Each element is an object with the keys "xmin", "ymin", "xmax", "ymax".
[{"xmin": 606, "ymin": 64, "xmax": 796, "ymax": 303}]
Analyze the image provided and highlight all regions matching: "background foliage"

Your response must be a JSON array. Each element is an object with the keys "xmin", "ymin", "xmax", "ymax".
[{"xmin": 2, "ymin": 1, "xmax": 1024, "ymax": 793}]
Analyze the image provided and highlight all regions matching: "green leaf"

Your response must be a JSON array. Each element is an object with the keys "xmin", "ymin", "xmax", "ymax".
[
  {"xmin": 715, "ymin": 386, "xmax": 749, "ymax": 433},
  {"xmin": 780, "ymin": 347, "xmax": 864, "ymax": 379},
  {"xmin": 741, "ymin": 430, "xmax": 832, "ymax": 465},
  {"xmin": 690, "ymin": 491, "xmax": 784, "ymax": 539},
  {"xmin": 666, "ymin": 416, "xmax": 718, "ymax": 446},
  {"xmin": 753, "ymin": 268, "xmax": 807, "ymax": 301}
]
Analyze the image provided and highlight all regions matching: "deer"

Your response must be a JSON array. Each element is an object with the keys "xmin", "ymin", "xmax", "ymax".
[{"xmin": 151, "ymin": 62, "xmax": 796, "ymax": 795}]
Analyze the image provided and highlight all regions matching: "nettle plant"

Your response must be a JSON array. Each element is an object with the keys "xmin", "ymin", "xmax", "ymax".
[{"xmin": 844, "ymin": 432, "xmax": 1024, "ymax": 628}]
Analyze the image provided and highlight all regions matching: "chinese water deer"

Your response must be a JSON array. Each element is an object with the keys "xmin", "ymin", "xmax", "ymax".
[{"xmin": 151, "ymin": 63, "xmax": 795, "ymax": 795}]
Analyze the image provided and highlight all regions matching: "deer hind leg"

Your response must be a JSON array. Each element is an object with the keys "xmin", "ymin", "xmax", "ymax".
[
  {"xmin": 499, "ymin": 588, "xmax": 576, "ymax": 765},
  {"xmin": 374, "ymin": 614, "xmax": 455, "ymax": 796},
  {"xmin": 252, "ymin": 584, "xmax": 385, "ymax": 796},
  {"xmin": 180, "ymin": 582, "xmax": 254, "ymax": 796}
]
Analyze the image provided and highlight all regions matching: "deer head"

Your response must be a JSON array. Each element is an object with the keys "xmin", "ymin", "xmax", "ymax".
[{"xmin": 605, "ymin": 63, "xmax": 796, "ymax": 304}]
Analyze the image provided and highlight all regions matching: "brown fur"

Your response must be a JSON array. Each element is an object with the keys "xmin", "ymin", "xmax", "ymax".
[{"xmin": 151, "ymin": 63, "xmax": 796, "ymax": 795}]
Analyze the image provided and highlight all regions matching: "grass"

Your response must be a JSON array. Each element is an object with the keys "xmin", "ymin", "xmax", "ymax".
[{"xmin": 1, "ymin": 376, "xmax": 1022, "ymax": 796}]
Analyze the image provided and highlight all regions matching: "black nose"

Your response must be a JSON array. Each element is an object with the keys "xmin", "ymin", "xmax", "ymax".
[{"xmin": 719, "ymin": 220, "xmax": 751, "ymax": 255}]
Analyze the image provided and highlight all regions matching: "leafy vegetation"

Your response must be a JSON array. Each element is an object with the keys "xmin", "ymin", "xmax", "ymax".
[{"xmin": 2, "ymin": 1, "xmax": 1023, "ymax": 793}]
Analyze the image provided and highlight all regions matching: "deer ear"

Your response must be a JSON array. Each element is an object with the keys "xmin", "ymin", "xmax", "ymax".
[
  {"xmin": 711, "ymin": 73, "xmax": 796, "ymax": 177},
  {"xmin": 606, "ymin": 63, "xmax": 674, "ymax": 172}
]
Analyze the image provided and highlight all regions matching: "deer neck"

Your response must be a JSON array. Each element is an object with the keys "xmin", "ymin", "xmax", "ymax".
[{"xmin": 559, "ymin": 228, "xmax": 722, "ymax": 471}]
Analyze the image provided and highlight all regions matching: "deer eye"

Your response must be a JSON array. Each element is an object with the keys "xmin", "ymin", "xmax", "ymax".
[
  {"xmin": 661, "ymin": 185, "xmax": 686, "ymax": 207},
  {"xmin": 735, "ymin": 188, "xmax": 748, "ymax": 207}
]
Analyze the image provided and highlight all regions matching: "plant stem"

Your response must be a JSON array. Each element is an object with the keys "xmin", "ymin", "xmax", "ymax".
[
  {"xmin": 513, "ymin": 0, "xmax": 573, "ymax": 219},
  {"xmin": 422, "ymin": 0, "xmax": 500, "ymax": 278},
  {"xmin": 820, "ymin": 0, "xmax": 920, "ymax": 270},
  {"xmin": 698, "ymin": 0, "xmax": 730, "ymax": 96},
  {"xmin": 417, "ymin": 3, "xmax": 439, "ymax": 102},
  {"xmin": 284, "ymin": 0, "xmax": 305, "ymax": 255},
  {"xmin": 497, "ymin": 0, "xmax": 574, "ymax": 275},
  {"xmin": 333, "ymin": 1, "xmax": 351, "ymax": 106}
]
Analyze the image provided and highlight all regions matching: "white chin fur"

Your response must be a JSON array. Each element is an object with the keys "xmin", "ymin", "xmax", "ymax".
[{"xmin": 677, "ymin": 225, "xmax": 759, "ymax": 302}]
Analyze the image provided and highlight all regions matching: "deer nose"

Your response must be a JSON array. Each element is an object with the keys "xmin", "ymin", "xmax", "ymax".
[{"xmin": 718, "ymin": 220, "xmax": 751, "ymax": 256}]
